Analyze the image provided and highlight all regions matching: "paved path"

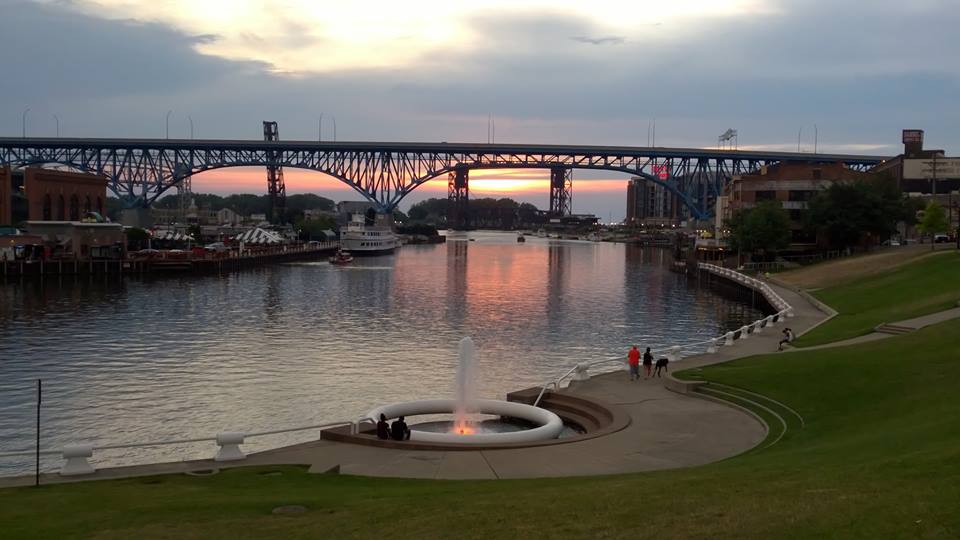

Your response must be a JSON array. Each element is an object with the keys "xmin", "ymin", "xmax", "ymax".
[
  {"xmin": 785, "ymin": 305, "xmax": 960, "ymax": 352},
  {"xmin": 0, "ymin": 279, "xmax": 835, "ymax": 487}
]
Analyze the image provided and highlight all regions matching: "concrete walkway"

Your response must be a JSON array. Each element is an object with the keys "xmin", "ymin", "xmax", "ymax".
[
  {"xmin": 0, "ymin": 279, "xmax": 839, "ymax": 487},
  {"xmin": 785, "ymin": 305, "xmax": 960, "ymax": 351}
]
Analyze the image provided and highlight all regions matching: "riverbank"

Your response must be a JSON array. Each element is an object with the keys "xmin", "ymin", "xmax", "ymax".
[{"xmin": 0, "ymin": 243, "xmax": 339, "ymax": 278}]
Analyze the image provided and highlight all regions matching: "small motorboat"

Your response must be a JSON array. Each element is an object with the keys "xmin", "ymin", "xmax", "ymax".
[{"xmin": 329, "ymin": 250, "xmax": 354, "ymax": 265}]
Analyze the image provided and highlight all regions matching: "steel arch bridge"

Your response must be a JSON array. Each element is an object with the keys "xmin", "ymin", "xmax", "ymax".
[{"xmin": 0, "ymin": 138, "xmax": 888, "ymax": 219}]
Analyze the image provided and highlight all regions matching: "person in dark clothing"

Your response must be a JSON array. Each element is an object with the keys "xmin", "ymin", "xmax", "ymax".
[
  {"xmin": 376, "ymin": 413, "xmax": 390, "ymax": 440},
  {"xmin": 778, "ymin": 328, "xmax": 794, "ymax": 351},
  {"xmin": 642, "ymin": 347, "xmax": 654, "ymax": 380},
  {"xmin": 390, "ymin": 416, "xmax": 411, "ymax": 441}
]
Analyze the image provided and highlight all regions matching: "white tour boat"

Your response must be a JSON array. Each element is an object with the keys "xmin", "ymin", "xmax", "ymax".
[{"xmin": 339, "ymin": 211, "xmax": 400, "ymax": 256}]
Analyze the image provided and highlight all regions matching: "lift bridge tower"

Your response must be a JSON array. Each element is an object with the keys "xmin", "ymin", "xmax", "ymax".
[{"xmin": 263, "ymin": 121, "xmax": 287, "ymax": 223}]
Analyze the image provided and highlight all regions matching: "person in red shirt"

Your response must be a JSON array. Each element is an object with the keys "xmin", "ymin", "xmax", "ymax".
[{"xmin": 628, "ymin": 345, "xmax": 641, "ymax": 381}]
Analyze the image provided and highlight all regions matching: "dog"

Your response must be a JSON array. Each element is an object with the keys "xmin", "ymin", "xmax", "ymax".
[{"xmin": 654, "ymin": 357, "xmax": 669, "ymax": 377}]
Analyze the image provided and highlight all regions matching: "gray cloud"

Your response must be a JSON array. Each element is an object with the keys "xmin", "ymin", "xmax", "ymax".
[{"xmin": 3, "ymin": 0, "xmax": 960, "ymax": 217}]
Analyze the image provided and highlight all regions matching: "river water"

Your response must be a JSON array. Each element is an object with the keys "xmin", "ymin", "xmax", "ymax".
[{"xmin": 0, "ymin": 232, "xmax": 762, "ymax": 475}]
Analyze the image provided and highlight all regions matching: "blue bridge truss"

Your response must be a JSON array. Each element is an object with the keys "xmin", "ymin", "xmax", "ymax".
[{"xmin": 0, "ymin": 138, "xmax": 888, "ymax": 219}]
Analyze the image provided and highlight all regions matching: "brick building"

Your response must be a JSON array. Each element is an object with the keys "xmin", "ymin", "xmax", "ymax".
[
  {"xmin": 722, "ymin": 161, "xmax": 872, "ymax": 247},
  {"xmin": 625, "ymin": 176, "xmax": 682, "ymax": 227},
  {"xmin": 22, "ymin": 168, "xmax": 107, "ymax": 221}
]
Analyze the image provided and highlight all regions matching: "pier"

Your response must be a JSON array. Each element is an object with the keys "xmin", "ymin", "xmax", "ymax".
[{"xmin": 0, "ymin": 242, "xmax": 339, "ymax": 278}]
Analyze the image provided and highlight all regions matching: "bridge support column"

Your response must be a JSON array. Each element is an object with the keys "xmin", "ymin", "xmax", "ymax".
[
  {"xmin": 549, "ymin": 167, "xmax": 572, "ymax": 216},
  {"xmin": 263, "ymin": 121, "xmax": 287, "ymax": 224},
  {"xmin": 447, "ymin": 165, "xmax": 469, "ymax": 230}
]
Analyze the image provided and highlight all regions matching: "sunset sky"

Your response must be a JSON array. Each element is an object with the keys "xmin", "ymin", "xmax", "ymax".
[{"xmin": 3, "ymin": 0, "xmax": 958, "ymax": 219}]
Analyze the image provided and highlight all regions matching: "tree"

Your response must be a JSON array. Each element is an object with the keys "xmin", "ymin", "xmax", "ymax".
[
  {"xmin": 187, "ymin": 224, "xmax": 203, "ymax": 243},
  {"xmin": 725, "ymin": 200, "xmax": 791, "ymax": 261},
  {"xmin": 917, "ymin": 200, "xmax": 948, "ymax": 249},
  {"xmin": 125, "ymin": 227, "xmax": 150, "ymax": 250},
  {"xmin": 804, "ymin": 177, "xmax": 908, "ymax": 250},
  {"xmin": 296, "ymin": 216, "xmax": 337, "ymax": 241}
]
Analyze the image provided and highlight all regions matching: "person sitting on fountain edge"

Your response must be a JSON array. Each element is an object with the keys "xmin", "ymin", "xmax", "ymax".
[
  {"xmin": 376, "ymin": 414, "xmax": 390, "ymax": 440},
  {"xmin": 391, "ymin": 415, "xmax": 411, "ymax": 441}
]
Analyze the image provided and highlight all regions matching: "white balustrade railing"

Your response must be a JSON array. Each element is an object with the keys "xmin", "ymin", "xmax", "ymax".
[
  {"xmin": 0, "ymin": 420, "xmax": 352, "ymax": 477},
  {"xmin": 532, "ymin": 263, "xmax": 793, "ymax": 405}
]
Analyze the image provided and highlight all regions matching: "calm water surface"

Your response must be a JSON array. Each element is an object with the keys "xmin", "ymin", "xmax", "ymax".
[{"xmin": 0, "ymin": 232, "xmax": 762, "ymax": 474}]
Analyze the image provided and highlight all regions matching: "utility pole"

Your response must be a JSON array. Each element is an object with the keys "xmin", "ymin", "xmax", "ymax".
[
  {"xmin": 53, "ymin": 115, "xmax": 60, "ymax": 138},
  {"xmin": 932, "ymin": 154, "xmax": 938, "ymax": 198},
  {"xmin": 35, "ymin": 379, "xmax": 41, "ymax": 487}
]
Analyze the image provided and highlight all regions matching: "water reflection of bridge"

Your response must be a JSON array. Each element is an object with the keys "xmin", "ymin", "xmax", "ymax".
[{"xmin": 0, "ymin": 138, "xmax": 887, "ymax": 220}]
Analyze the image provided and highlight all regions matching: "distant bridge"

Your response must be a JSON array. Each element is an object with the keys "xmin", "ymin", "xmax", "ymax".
[{"xmin": 0, "ymin": 138, "xmax": 888, "ymax": 219}]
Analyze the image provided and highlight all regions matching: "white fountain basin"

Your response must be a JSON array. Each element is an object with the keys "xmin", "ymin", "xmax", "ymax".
[{"xmin": 366, "ymin": 398, "xmax": 564, "ymax": 445}]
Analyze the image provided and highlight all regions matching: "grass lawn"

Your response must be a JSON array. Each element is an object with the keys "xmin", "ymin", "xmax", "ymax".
[
  {"xmin": 793, "ymin": 251, "xmax": 960, "ymax": 347},
  {"xmin": 3, "ymin": 319, "xmax": 959, "ymax": 539}
]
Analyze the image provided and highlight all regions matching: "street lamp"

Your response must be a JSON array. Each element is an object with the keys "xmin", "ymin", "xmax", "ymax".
[
  {"xmin": 318, "ymin": 113, "xmax": 323, "ymax": 142},
  {"xmin": 21, "ymin": 107, "xmax": 30, "ymax": 138},
  {"xmin": 188, "ymin": 115, "xmax": 194, "ymax": 139},
  {"xmin": 53, "ymin": 114, "xmax": 60, "ymax": 137},
  {"xmin": 332, "ymin": 116, "xmax": 337, "ymax": 142},
  {"xmin": 165, "ymin": 110, "xmax": 173, "ymax": 139}
]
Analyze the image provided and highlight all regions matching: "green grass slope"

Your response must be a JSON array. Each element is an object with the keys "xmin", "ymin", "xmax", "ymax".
[
  {"xmin": 3, "ymin": 319, "xmax": 959, "ymax": 539},
  {"xmin": 794, "ymin": 251, "xmax": 960, "ymax": 347}
]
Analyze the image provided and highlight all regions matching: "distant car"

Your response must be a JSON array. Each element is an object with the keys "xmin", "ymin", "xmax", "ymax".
[
  {"xmin": 204, "ymin": 242, "xmax": 228, "ymax": 252},
  {"xmin": 934, "ymin": 234, "xmax": 950, "ymax": 243}
]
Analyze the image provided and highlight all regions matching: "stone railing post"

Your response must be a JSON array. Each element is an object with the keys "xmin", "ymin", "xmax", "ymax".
[
  {"xmin": 573, "ymin": 363, "xmax": 590, "ymax": 381},
  {"xmin": 61, "ymin": 445, "xmax": 95, "ymax": 476},
  {"xmin": 214, "ymin": 432, "xmax": 246, "ymax": 462}
]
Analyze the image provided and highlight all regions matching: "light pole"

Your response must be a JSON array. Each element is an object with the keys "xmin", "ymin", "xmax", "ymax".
[
  {"xmin": 165, "ymin": 110, "xmax": 173, "ymax": 139},
  {"xmin": 797, "ymin": 127, "xmax": 802, "ymax": 152},
  {"xmin": 53, "ymin": 114, "xmax": 60, "ymax": 137},
  {"xmin": 21, "ymin": 107, "xmax": 30, "ymax": 138},
  {"xmin": 813, "ymin": 124, "xmax": 818, "ymax": 154},
  {"xmin": 332, "ymin": 116, "xmax": 337, "ymax": 142},
  {"xmin": 318, "ymin": 113, "xmax": 323, "ymax": 142},
  {"xmin": 188, "ymin": 115, "xmax": 194, "ymax": 139}
]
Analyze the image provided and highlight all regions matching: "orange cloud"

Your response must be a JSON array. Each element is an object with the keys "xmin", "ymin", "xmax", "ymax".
[{"xmin": 191, "ymin": 167, "xmax": 627, "ymax": 198}]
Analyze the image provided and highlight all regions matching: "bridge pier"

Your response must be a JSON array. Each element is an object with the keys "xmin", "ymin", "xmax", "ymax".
[
  {"xmin": 447, "ymin": 165, "xmax": 470, "ymax": 230},
  {"xmin": 263, "ymin": 121, "xmax": 287, "ymax": 223},
  {"xmin": 549, "ymin": 167, "xmax": 572, "ymax": 216}
]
